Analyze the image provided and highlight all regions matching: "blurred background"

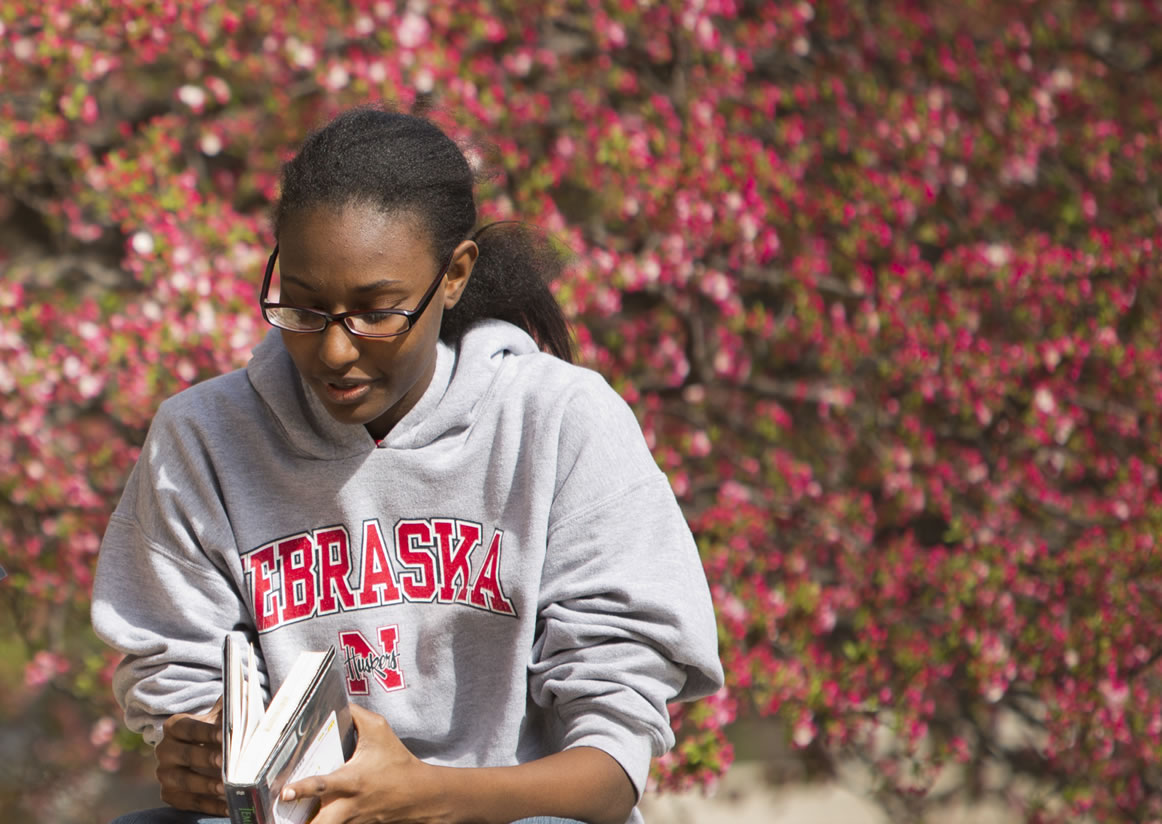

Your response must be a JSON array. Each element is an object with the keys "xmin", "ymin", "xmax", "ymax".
[{"xmin": 3, "ymin": 1, "xmax": 1162, "ymax": 822}]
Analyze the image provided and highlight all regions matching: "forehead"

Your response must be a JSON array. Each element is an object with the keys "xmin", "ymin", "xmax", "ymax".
[{"xmin": 276, "ymin": 203, "xmax": 435, "ymax": 284}]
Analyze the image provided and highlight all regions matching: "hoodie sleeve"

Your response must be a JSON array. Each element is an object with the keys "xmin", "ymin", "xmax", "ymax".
[
  {"xmin": 91, "ymin": 399, "xmax": 254, "ymax": 745},
  {"xmin": 528, "ymin": 373, "xmax": 723, "ymax": 798}
]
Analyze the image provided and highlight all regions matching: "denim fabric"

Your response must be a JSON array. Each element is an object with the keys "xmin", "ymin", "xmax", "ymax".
[{"xmin": 110, "ymin": 809, "xmax": 584, "ymax": 824}]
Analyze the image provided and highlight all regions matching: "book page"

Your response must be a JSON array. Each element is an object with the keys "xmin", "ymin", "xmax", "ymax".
[
  {"xmin": 226, "ymin": 636, "xmax": 245, "ymax": 770},
  {"xmin": 224, "ymin": 638, "xmax": 268, "ymax": 780},
  {"xmin": 235, "ymin": 650, "xmax": 328, "ymax": 783},
  {"xmin": 270, "ymin": 711, "xmax": 346, "ymax": 824},
  {"xmin": 243, "ymin": 643, "xmax": 264, "ymax": 746}
]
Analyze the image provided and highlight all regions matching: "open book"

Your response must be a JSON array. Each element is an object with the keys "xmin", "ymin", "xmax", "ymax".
[{"xmin": 221, "ymin": 636, "xmax": 356, "ymax": 824}]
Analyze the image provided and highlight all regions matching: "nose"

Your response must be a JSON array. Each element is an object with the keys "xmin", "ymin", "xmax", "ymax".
[{"xmin": 316, "ymin": 321, "xmax": 361, "ymax": 371}]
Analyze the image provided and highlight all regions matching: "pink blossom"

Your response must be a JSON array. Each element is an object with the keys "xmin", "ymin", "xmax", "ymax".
[{"xmin": 395, "ymin": 11, "xmax": 430, "ymax": 49}]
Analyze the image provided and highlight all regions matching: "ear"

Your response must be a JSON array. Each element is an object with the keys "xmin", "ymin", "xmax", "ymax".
[{"xmin": 442, "ymin": 239, "xmax": 478, "ymax": 309}]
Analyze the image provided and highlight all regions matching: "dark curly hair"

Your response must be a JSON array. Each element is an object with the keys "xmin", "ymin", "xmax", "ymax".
[{"xmin": 273, "ymin": 104, "xmax": 574, "ymax": 362}]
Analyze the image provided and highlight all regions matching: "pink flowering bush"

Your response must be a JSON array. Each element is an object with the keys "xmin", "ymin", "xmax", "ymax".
[{"xmin": 3, "ymin": 1, "xmax": 1162, "ymax": 821}]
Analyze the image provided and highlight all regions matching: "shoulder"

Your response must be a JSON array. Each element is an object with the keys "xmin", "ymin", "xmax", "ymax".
[
  {"xmin": 499, "ymin": 351, "xmax": 636, "ymax": 425},
  {"xmin": 498, "ymin": 352, "xmax": 658, "ymax": 474},
  {"xmin": 156, "ymin": 366, "xmax": 254, "ymax": 418},
  {"xmin": 149, "ymin": 366, "xmax": 261, "ymax": 444},
  {"xmin": 126, "ymin": 368, "xmax": 260, "ymax": 521}
]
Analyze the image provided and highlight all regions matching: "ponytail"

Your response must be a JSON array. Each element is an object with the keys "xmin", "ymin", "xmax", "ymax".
[
  {"xmin": 440, "ymin": 221, "xmax": 576, "ymax": 363},
  {"xmin": 275, "ymin": 105, "xmax": 575, "ymax": 362}
]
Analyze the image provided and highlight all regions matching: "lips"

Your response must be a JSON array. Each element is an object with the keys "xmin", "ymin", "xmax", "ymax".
[{"xmin": 317, "ymin": 377, "xmax": 376, "ymax": 405}]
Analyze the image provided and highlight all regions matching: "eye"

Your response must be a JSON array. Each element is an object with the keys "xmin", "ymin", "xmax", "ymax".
[
  {"xmin": 349, "ymin": 310, "xmax": 409, "ymax": 336},
  {"xmin": 265, "ymin": 306, "xmax": 325, "ymax": 332},
  {"xmin": 359, "ymin": 311, "xmax": 396, "ymax": 324}
]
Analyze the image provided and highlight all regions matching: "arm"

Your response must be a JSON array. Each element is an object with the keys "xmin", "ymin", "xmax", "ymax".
[
  {"xmin": 525, "ymin": 377, "xmax": 725, "ymax": 799},
  {"xmin": 91, "ymin": 402, "xmax": 253, "ymax": 812},
  {"xmin": 438, "ymin": 747, "xmax": 636, "ymax": 824},
  {"xmin": 285, "ymin": 705, "xmax": 636, "ymax": 824},
  {"xmin": 93, "ymin": 505, "xmax": 248, "ymax": 743},
  {"xmin": 93, "ymin": 402, "xmax": 255, "ymax": 741}
]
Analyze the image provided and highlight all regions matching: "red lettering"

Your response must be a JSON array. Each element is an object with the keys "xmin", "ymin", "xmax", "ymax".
[
  {"xmin": 338, "ymin": 626, "xmax": 404, "ymax": 694},
  {"xmin": 396, "ymin": 521, "xmax": 437, "ymax": 602},
  {"xmin": 246, "ymin": 544, "xmax": 280, "ymax": 631},
  {"xmin": 357, "ymin": 520, "xmax": 401, "ymax": 607},
  {"xmin": 469, "ymin": 530, "xmax": 515, "ymax": 615},
  {"xmin": 435, "ymin": 520, "xmax": 480, "ymax": 605},
  {"xmin": 378, "ymin": 625, "xmax": 402, "ymax": 689},
  {"xmin": 246, "ymin": 517, "xmax": 517, "ymax": 629},
  {"xmin": 278, "ymin": 535, "xmax": 316, "ymax": 622},
  {"xmin": 316, "ymin": 527, "xmax": 356, "ymax": 614}
]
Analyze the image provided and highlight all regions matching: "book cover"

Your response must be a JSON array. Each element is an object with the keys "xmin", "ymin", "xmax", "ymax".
[{"xmin": 222, "ymin": 637, "xmax": 356, "ymax": 824}]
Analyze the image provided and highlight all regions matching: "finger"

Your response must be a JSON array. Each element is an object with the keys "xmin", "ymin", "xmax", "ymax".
[
  {"xmin": 281, "ymin": 773, "xmax": 325, "ymax": 803},
  {"xmin": 281, "ymin": 766, "xmax": 355, "ymax": 803},
  {"xmin": 189, "ymin": 741, "xmax": 224, "ymax": 772},
  {"xmin": 158, "ymin": 762, "xmax": 224, "ymax": 800},
  {"xmin": 158, "ymin": 786, "xmax": 229, "ymax": 818},
  {"xmin": 305, "ymin": 796, "xmax": 354, "ymax": 824},
  {"xmin": 190, "ymin": 762, "xmax": 225, "ymax": 779},
  {"xmin": 348, "ymin": 702, "xmax": 375, "ymax": 722},
  {"xmin": 348, "ymin": 702, "xmax": 382, "ymax": 729},
  {"xmin": 159, "ymin": 771, "xmax": 226, "ymax": 808},
  {"xmin": 157, "ymin": 740, "xmax": 222, "ymax": 773},
  {"xmin": 161, "ymin": 695, "xmax": 224, "ymax": 736},
  {"xmin": 203, "ymin": 695, "xmax": 224, "ymax": 723},
  {"xmin": 164, "ymin": 713, "xmax": 223, "ymax": 747},
  {"xmin": 348, "ymin": 702, "xmax": 396, "ymax": 744}
]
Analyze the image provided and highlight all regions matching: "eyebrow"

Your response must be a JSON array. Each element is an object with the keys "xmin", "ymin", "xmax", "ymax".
[
  {"xmin": 353, "ymin": 278, "xmax": 406, "ymax": 294},
  {"xmin": 282, "ymin": 274, "xmax": 406, "ymax": 294}
]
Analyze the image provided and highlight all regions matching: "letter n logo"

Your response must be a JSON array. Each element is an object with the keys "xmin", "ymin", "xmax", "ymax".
[{"xmin": 338, "ymin": 626, "xmax": 405, "ymax": 695}]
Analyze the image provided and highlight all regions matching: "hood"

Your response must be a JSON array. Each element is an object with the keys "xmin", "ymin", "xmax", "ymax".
[{"xmin": 245, "ymin": 319, "xmax": 541, "ymax": 460}]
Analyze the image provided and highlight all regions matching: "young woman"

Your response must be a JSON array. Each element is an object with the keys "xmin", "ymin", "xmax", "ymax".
[{"xmin": 92, "ymin": 105, "xmax": 723, "ymax": 824}]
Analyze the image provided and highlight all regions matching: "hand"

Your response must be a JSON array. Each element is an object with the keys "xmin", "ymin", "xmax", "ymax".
[
  {"xmin": 281, "ymin": 704, "xmax": 453, "ymax": 824},
  {"xmin": 156, "ymin": 696, "xmax": 226, "ymax": 816}
]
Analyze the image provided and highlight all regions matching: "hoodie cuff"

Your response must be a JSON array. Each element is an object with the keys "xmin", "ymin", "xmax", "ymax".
[
  {"xmin": 561, "ymin": 719, "xmax": 656, "ymax": 801},
  {"xmin": 142, "ymin": 721, "xmax": 164, "ymax": 748}
]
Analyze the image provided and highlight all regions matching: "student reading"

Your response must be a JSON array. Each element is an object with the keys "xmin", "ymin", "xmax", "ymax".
[{"xmin": 91, "ymin": 105, "xmax": 723, "ymax": 824}]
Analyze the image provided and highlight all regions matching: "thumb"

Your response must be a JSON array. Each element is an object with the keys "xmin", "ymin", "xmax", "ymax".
[
  {"xmin": 349, "ymin": 703, "xmax": 378, "ymax": 726},
  {"xmin": 349, "ymin": 703, "xmax": 397, "ymax": 739},
  {"xmin": 281, "ymin": 762, "xmax": 355, "ymax": 802}
]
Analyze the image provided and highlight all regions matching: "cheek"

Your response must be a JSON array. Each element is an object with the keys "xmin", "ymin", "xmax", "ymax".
[
  {"xmin": 367, "ymin": 338, "xmax": 422, "ymax": 380},
  {"xmin": 280, "ymin": 331, "xmax": 314, "ymax": 369},
  {"xmin": 282, "ymin": 333, "xmax": 347, "ymax": 381}
]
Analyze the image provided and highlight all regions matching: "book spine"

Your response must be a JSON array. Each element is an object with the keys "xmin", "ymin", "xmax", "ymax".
[{"xmin": 226, "ymin": 783, "xmax": 268, "ymax": 824}]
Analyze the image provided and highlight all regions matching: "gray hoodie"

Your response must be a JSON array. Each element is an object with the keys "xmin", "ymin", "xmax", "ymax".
[{"xmin": 92, "ymin": 319, "xmax": 723, "ymax": 819}]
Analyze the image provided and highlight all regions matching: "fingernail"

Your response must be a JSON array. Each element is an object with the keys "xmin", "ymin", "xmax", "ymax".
[
  {"xmin": 282, "ymin": 788, "xmax": 296, "ymax": 801},
  {"xmin": 216, "ymin": 783, "xmax": 225, "ymax": 795}
]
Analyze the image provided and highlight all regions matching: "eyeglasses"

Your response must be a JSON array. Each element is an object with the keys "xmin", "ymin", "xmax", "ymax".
[{"xmin": 259, "ymin": 245, "xmax": 453, "ymax": 338}]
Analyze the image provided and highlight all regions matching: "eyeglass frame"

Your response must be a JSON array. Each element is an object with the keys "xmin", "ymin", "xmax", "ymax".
[{"xmin": 258, "ymin": 244, "xmax": 456, "ymax": 338}]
